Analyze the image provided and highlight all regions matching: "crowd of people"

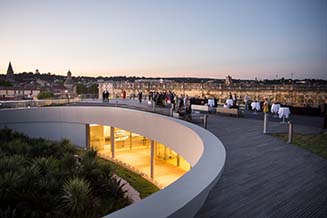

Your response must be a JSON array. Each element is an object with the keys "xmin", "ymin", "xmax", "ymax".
[
  {"xmin": 223, "ymin": 92, "xmax": 272, "ymax": 113},
  {"xmin": 102, "ymin": 90, "xmax": 110, "ymax": 102},
  {"xmin": 102, "ymin": 89, "xmax": 273, "ymax": 114},
  {"xmin": 148, "ymin": 91, "xmax": 176, "ymax": 106},
  {"xmin": 223, "ymin": 93, "xmax": 240, "ymax": 108}
]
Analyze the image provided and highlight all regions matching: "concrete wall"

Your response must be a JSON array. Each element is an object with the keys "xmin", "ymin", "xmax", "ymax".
[
  {"xmin": 1, "ymin": 122, "xmax": 86, "ymax": 148},
  {"xmin": 0, "ymin": 106, "xmax": 226, "ymax": 218},
  {"xmin": 99, "ymin": 81, "xmax": 327, "ymax": 106}
]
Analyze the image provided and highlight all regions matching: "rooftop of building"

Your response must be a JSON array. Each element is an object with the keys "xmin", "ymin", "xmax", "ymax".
[{"xmin": 69, "ymin": 100, "xmax": 327, "ymax": 218}]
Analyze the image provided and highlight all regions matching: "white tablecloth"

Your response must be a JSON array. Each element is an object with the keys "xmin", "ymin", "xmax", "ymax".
[
  {"xmin": 271, "ymin": 103, "xmax": 280, "ymax": 113},
  {"xmin": 208, "ymin": 99, "xmax": 215, "ymax": 107},
  {"xmin": 251, "ymin": 102, "xmax": 261, "ymax": 111},
  {"xmin": 278, "ymin": 107, "xmax": 290, "ymax": 118},
  {"xmin": 226, "ymin": 99, "xmax": 233, "ymax": 107}
]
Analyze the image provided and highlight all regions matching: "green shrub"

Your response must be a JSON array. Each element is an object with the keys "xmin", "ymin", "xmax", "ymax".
[
  {"xmin": 37, "ymin": 91, "xmax": 54, "ymax": 99},
  {"xmin": 0, "ymin": 128, "xmax": 130, "ymax": 218}
]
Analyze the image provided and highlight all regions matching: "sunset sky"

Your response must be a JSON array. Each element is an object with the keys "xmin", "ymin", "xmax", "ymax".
[{"xmin": 0, "ymin": 0, "xmax": 326, "ymax": 79}]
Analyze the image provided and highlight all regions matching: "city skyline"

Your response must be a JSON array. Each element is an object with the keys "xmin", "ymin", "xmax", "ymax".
[{"xmin": 0, "ymin": 0, "xmax": 326, "ymax": 80}]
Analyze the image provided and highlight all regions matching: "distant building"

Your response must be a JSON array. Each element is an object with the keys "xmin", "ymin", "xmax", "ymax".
[
  {"xmin": 0, "ymin": 87, "xmax": 40, "ymax": 100},
  {"xmin": 225, "ymin": 75, "xmax": 233, "ymax": 86},
  {"xmin": 36, "ymin": 79, "xmax": 50, "ymax": 87},
  {"xmin": 98, "ymin": 76, "xmax": 327, "ymax": 107},
  {"xmin": 6, "ymin": 62, "xmax": 14, "ymax": 81},
  {"xmin": 64, "ymin": 70, "xmax": 76, "ymax": 96}
]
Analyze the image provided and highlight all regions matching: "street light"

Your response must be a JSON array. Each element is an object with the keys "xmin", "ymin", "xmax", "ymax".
[{"xmin": 65, "ymin": 90, "xmax": 70, "ymax": 104}]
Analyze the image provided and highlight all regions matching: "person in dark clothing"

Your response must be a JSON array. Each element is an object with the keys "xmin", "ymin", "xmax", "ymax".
[
  {"xmin": 105, "ymin": 90, "xmax": 109, "ymax": 102},
  {"xmin": 177, "ymin": 100, "xmax": 185, "ymax": 117},
  {"xmin": 102, "ymin": 90, "xmax": 106, "ymax": 102},
  {"xmin": 122, "ymin": 90, "xmax": 126, "ymax": 99},
  {"xmin": 138, "ymin": 92, "xmax": 143, "ymax": 103},
  {"xmin": 232, "ymin": 93, "xmax": 237, "ymax": 106}
]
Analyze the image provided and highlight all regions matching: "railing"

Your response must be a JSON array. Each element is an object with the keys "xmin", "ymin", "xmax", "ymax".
[
  {"xmin": 0, "ymin": 98, "xmax": 81, "ymax": 109},
  {"xmin": 79, "ymin": 94, "xmax": 98, "ymax": 100}
]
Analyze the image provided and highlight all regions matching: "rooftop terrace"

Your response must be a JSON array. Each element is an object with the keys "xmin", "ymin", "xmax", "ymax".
[
  {"xmin": 73, "ymin": 99, "xmax": 327, "ymax": 218},
  {"xmin": 1, "ymin": 99, "xmax": 326, "ymax": 217}
]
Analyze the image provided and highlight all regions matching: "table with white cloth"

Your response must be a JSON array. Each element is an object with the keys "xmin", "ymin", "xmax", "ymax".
[
  {"xmin": 271, "ymin": 103, "xmax": 280, "ymax": 113},
  {"xmin": 225, "ymin": 99, "xmax": 234, "ymax": 107},
  {"xmin": 278, "ymin": 107, "xmax": 290, "ymax": 123},
  {"xmin": 208, "ymin": 99, "xmax": 215, "ymax": 107},
  {"xmin": 251, "ymin": 102, "xmax": 261, "ymax": 111}
]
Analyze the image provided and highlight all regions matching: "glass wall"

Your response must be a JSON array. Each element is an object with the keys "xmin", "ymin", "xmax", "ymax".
[
  {"xmin": 114, "ymin": 128, "xmax": 150, "ymax": 151},
  {"xmin": 89, "ymin": 124, "xmax": 112, "ymax": 157},
  {"xmin": 114, "ymin": 127, "xmax": 151, "ymax": 180},
  {"xmin": 156, "ymin": 142, "xmax": 190, "ymax": 171},
  {"xmin": 89, "ymin": 124, "xmax": 190, "ymax": 187}
]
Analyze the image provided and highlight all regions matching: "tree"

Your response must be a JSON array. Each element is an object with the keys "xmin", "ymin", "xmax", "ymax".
[
  {"xmin": 37, "ymin": 91, "xmax": 54, "ymax": 99},
  {"xmin": 76, "ymin": 84, "xmax": 87, "ymax": 94},
  {"xmin": 88, "ymin": 84, "xmax": 98, "ymax": 94},
  {"xmin": 76, "ymin": 83, "xmax": 98, "ymax": 94},
  {"xmin": 0, "ymin": 80, "xmax": 12, "ymax": 87}
]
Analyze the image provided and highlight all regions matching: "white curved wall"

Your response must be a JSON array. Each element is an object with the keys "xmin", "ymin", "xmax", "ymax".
[
  {"xmin": 1, "ymin": 122, "xmax": 87, "ymax": 148},
  {"xmin": 0, "ymin": 106, "xmax": 226, "ymax": 218}
]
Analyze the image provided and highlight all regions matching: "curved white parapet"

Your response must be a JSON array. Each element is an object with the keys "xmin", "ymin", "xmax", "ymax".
[{"xmin": 0, "ymin": 107, "xmax": 226, "ymax": 218}]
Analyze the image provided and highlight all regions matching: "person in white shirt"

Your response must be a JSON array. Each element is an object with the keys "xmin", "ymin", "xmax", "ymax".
[{"xmin": 225, "ymin": 96, "xmax": 233, "ymax": 108}]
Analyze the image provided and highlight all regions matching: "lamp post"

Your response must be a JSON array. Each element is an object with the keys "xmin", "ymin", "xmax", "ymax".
[{"xmin": 65, "ymin": 90, "xmax": 70, "ymax": 104}]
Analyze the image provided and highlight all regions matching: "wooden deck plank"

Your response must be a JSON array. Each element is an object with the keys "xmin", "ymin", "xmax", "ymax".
[{"xmin": 195, "ymin": 115, "xmax": 327, "ymax": 218}]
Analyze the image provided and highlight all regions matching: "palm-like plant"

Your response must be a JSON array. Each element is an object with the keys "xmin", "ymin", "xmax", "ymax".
[
  {"xmin": 0, "ymin": 171, "xmax": 21, "ymax": 208},
  {"xmin": 0, "ymin": 129, "xmax": 132, "ymax": 218},
  {"xmin": 28, "ymin": 138, "xmax": 53, "ymax": 157},
  {"xmin": 61, "ymin": 178, "xmax": 95, "ymax": 218},
  {"xmin": 0, "ymin": 128, "xmax": 14, "ymax": 142},
  {"xmin": 82, "ymin": 149, "xmax": 97, "ymax": 160},
  {"xmin": 0, "ymin": 206, "xmax": 16, "ymax": 218},
  {"xmin": 32, "ymin": 157, "xmax": 60, "ymax": 176},
  {"xmin": 59, "ymin": 139, "xmax": 76, "ymax": 154},
  {"xmin": 0, "ymin": 155, "xmax": 27, "ymax": 174},
  {"xmin": 1, "ymin": 139, "xmax": 29, "ymax": 155},
  {"xmin": 79, "ymin": 150, "xmax": 103, "ymax": 182},
  {"xmin": 60, "ymin": 153, "xmax": 78, "ymax": 175}
]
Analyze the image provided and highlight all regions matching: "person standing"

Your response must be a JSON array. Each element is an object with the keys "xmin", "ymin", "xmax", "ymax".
[
  {"xmin": 102, "ymin": 90, "xmax": 106, "ymax": 102},
  {"xmin": 138, "ymin": 91, "xmax": 143, "ymax": 103},
  {"xmin": 263, "ymin": 98, "xmax": 269, "ymax": 113},
  {"xmin": 232, "ymin": 93, "xmax": 237, "ymax": 106},
  {"xmin": 105, "ymin": 90, "xmax": 110, "ymax": 102},
  {"xmin": 244, "ymin": 94, "xmax": 250, "ymax": 110},
  {"xmin": 183, "ymin": 95, "xmax": 189, "ymax": 107},
  {"xmin": 226, "ymin": 95, "xmax": 233, "ymax": 108}
]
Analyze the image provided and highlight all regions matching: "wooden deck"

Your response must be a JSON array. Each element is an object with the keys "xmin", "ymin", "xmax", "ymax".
[{"xmin": 195, "ymin": 115, "xmax": 327, "ymax": 218}]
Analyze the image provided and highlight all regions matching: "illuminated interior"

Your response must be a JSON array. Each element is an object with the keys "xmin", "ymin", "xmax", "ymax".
[{"xmin": 89, "ymin": 124, "xmax": 190, "ymax": 188}]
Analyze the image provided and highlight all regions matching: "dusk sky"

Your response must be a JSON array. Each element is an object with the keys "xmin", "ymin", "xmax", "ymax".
[{"xmin": 0, "ymin": 0, "xmax": 326, "ymax": 79}]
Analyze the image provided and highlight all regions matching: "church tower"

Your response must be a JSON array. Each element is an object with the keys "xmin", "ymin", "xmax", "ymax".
[
  {"xmin": 6, "ymin": 61, "xmax": 14, "ymax": 81},
  {"xmin": 225, "ymin": 75, "xmax": 233, "ymax": 86},
  {"xmin": 64, "ymin": 70, "xmax": 76, "ymax": 95}
]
